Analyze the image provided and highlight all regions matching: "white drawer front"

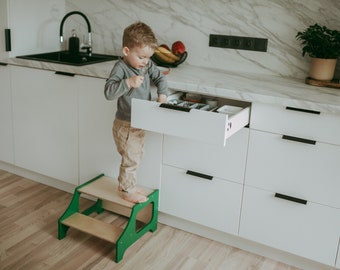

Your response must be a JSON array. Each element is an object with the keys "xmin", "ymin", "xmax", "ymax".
[
  {"xmin": 245, "ymin": 129, "xmax": 340, "ymax": 208},
  {"xmin": 251, "ymin": 102, "xmax": 340, "ymax": 145},
  {"xmin": 240, "ymin": 186, "xmax": 340, "ymax": 267},
  {"xmin": 131, "ymin": 99, "xmax": 249, "ymax": 146},
  {"xmin": 160, "ymin": 165, "xmax": 243, "ymax": 235},
  {"xmin": 163, "ymin": 128, "xmax": 249, "ymax": 184}
]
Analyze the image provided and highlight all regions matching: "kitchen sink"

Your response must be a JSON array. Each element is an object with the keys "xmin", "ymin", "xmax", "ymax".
[{"xmin": 16, "ymin": 51, "xmax": 119, "ymax": 66}]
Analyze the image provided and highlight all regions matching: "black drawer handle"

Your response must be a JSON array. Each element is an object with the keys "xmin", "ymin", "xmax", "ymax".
[
  {"xmin": 55, "ymin": 71, "xmax": 75, "ymax": 77},
  {"xmin": 282, "ymin": 135, "xmax": 316, "ymax": 145},
  {"xmin": 159, "ymin": 103, "xmax": 191, "ymax": 112},
  {"xmin": 275, "ymin": 193, "xmax": 307, "ymax": 205},
  {"xmin": 186, "ymin": 170, "xmax": 213, "ymax": 180},
  {"xmin": 285, "ymin": 106, "xmax": 320, "ymax": 115},
  {"xmin": 0, "ymin": 62, "xmax": 8, "ymax": 66}
]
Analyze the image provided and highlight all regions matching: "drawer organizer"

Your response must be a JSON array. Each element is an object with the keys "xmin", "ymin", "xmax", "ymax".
[{"xmin": 132, "ymin": 93, "xmax": 250, "ymax": 146}]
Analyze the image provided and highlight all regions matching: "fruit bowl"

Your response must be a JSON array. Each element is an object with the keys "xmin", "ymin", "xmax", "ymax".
[{"xmin": 151, "ymin": 51, "xmax": 188, "ymax": 68}]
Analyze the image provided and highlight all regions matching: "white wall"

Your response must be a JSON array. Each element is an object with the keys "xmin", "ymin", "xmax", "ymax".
[{"xmin": 65, "ymin": 0, "xmax": 340, "ymax": 79}]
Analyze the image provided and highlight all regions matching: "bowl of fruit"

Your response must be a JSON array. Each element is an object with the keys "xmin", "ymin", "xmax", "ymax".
[{"xmin": 152, "ymin": 41, "xmax": 187, "ymax": 68}]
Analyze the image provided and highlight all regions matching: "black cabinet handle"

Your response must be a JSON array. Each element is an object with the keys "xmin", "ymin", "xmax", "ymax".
[
  {"xmin": 274, "ymin": 193, "xmax": 307, "ymax": 205},
  {"xmin": 159, "ymin": 103, "xmax": 191, "ymax": 112},
  {"xmin": 0, "ymin": 62, "xmax": 8, "ymax": 66},
  {"xmin": 285, "ymin": 106, "xmax": 320, "ymax": 115},
  {"xmin": 186, "ymin": 170, "xmax": 213, "ymax": 180},
  {"xmin": 282, "ymin": 135, "xmax": 316, "ymax": 145},
  {"xmin": 55, "ymin": 71, "xmax": 75, "ymax": 77},
  {"xmin": 5, "ymin": 29, "xmax": 11, "ymax": 51}
]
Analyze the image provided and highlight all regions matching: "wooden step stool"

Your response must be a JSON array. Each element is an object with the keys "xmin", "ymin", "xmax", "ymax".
[{"xmin": 58, "ymin": 174, "xmax": 159, "ymax": 263}]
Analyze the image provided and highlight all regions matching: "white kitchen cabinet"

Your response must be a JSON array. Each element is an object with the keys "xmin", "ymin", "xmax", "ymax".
[
  {"xmin": 0, "ymin": 64, "xmax": 14, "ymax": 163},
  {"xmin": 239, "ymin": 186, "xmax": 340, "ymax": 267},
  {"xmin": 131, "ymin": 92, "xmax": 250, "ymax": 233},
  {"xmin": 159, "ymin": 125, "xmax": 248, "ymax": 234},
  {"xmin": 245, "ymin": 129, "xmax": 340, "ymax": 208},
  {"xmin": 131, "ymin": 97, "xmax": 250, "ymax": 146},
  {"xmin": 160, "ymin": 165, "xmax": 243, "ymax": 235},
  {"xmin": 11, "ymin": 65, "xmax": 78, "ymax": 184},
  {"xmin": 242, "ymin": 101, "xmax": 340, "ymax": 267}
]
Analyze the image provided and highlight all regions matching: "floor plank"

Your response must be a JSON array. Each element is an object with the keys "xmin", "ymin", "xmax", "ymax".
[{"xmin": 0, "ymin": 170, "xmax": 300, "ymax": 270}]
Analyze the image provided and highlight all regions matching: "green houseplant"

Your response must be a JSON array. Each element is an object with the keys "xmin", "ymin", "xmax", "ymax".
[{"xmin": 296, "ymin": 23, "xmax": 340, "ymax": 81}]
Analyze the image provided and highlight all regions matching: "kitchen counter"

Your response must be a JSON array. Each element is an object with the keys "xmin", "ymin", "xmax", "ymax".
[{"xmin": 4, "ymin": 57, "xmax": 340, "ymax": 113}]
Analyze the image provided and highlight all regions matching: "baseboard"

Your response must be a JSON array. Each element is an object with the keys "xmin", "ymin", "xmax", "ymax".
[{"xmin": 0, "ymin": 161, "xmax": 76, "ymax": 194}]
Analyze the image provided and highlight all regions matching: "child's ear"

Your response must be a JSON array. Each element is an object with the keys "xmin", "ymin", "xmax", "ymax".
[{"xmin": 122, "ymin": 47, "xmax": 129, "ymax": 56}]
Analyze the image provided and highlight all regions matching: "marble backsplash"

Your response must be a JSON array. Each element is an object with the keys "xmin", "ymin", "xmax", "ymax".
[{"xmin": 65, "ymin": 0, "xmax": 340, "ymax": 80}]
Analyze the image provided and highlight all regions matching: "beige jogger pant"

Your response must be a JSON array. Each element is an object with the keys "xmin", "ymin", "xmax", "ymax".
[{"xmin": 112, "ymin": 118, "xmax": 145, "ymax": 192}]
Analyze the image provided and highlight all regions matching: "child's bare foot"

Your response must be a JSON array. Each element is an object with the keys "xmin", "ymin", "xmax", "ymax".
[
  {"xmin": 118, "ymin": 187, "xmax": 148, "ymax": 203},
  {"xmin": 118, "ymin": 186, "xmax": 148, "ymax": 196}
]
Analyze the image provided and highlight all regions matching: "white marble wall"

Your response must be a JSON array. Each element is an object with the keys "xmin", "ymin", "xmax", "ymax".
[{"xmin": 65, "ymin": 0, "xmax": 340, "ymax": 79}]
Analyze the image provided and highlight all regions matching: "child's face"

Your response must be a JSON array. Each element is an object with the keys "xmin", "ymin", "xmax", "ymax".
[{"xmin": 123, "ymin": 45, "xmax": 154, "ymax": 70}]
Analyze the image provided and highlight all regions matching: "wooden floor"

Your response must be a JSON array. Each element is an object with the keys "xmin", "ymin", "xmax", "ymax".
[{"xmin": 0, "ymin": 170, "xmax": 300, "ymax": 270}]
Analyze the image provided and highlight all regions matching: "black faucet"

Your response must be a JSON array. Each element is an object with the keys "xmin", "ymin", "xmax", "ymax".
[{"xmin": 59, "ymin": 11, "xmax": 92, "ymax": 56}]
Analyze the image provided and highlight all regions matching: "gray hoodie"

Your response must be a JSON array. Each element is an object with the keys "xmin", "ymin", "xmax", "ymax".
[{"xmin": 104, "ymin": 58, "xmax": 169, "ymax": 122}]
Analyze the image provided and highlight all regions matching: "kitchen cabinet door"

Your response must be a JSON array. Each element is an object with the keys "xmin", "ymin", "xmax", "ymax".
[
  {"xmin": 78, "ymin": 77, "xmax": 120, "ymax": 183},
  {"xmin": 245, "ymin": 129, "xmax": 340, "ymax": 208},
  {"xmin": 0, "ymin": 64, "xmax": 14, "ymax": 163},
  {"xmin": 11, "ymin": 66, "xmax": 78, "ymax": 184},
  {"xmin": 337, "ymin": 240, "xmax": 340, "ymax": 268},
  {"xmin": 251, "ymin": 102, "xmax": 340, "ymax": 145},
  {"xmin": 163, "ymin": 128, "xmax": 249, "ymax": 184},
  {"xmin": 239, "ymin": 186, "xmax": 340, "ymax": 267},
  {"xmin": 160, "ymin": 164, "xmax": 243, "ymax": 235},
  {"xmin": 0, "ymin": 0, "xmax": 9, "ymax": 58}
]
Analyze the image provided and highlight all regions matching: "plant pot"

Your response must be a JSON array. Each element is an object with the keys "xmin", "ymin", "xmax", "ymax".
[{"xmin": 309, "ymin": 58, "xmax": 337, "ymax": 81}]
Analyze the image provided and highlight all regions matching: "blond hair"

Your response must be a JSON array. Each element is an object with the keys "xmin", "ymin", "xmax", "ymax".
[{"xmin": 123, "ymin": 22, "xmax": 158, "ymax": 50}]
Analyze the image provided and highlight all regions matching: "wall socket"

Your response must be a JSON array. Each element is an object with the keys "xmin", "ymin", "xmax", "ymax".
[{"xmin": 209, "ymin": 34, "xmax": 268, "ymax": 52}]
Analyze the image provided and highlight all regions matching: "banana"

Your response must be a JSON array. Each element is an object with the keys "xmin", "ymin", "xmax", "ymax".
[
  {"xmin": 154, "ymin": 50, "xmax": 176, "ymax": 64},
  {"xmin": 156, "ymin": 46, "xmax": 180, "ymax": 61}
]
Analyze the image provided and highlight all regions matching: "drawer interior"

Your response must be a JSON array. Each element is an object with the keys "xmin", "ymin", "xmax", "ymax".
[{"xmin": 167, "ymin": 91, "xmax": 251, "ymax": 113}]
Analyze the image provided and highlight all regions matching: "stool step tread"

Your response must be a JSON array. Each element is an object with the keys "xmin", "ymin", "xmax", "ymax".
[
  {"xmin": 79, "ymin": 176, "xmax": 153, "ymax": 208},
  {"xmin": 62, "ymin": 213, "xmax": 123, "ymax": 243}
]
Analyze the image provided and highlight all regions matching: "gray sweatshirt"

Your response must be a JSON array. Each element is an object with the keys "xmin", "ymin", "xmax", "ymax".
[{"xmin": 104, "ymin": 58, "xmax": 169, "ymax": 122}]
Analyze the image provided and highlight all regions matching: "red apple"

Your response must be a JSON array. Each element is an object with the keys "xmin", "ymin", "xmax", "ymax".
[
  {"xmin": 159, "ymin": 44, "xmax": 171, "ymax": 51},
  {"xmin": 172, "ymin": 41, "xmax": 186, "ymax": 55}
]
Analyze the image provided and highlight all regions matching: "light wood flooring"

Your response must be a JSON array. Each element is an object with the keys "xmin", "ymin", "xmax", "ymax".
[{"xmin": 0, "ymin": 169, "xmax": 300, "ymax": 270}]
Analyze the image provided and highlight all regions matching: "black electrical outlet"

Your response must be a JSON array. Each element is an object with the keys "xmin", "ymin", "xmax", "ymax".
[{"xmin": 209, "ymin": 34, "xmax": 268, "ymax": 52}]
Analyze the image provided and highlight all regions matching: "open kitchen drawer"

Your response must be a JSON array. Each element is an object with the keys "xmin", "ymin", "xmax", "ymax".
[{"xmin": 131, "ymin": 93, "xmax": 250, "ymax": 146}]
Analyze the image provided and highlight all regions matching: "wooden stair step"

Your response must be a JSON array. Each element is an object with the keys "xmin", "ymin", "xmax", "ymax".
[
  {"xmin": 61, "ymin": 213, "xmax": 123, "ymax": 244},
  {"xmin": 78, "ymin": 176, "xmax": 154, "ymax": 208}
]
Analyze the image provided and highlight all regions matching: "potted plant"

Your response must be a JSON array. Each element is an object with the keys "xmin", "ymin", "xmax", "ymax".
[{"xmin": 296, "ymin": 23, "xmax": 340, "ymax": 81}]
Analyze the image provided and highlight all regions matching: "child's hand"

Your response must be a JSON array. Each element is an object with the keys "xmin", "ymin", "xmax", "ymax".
[
  {"xmin": 157, "ymin": 94, "xmax": 167, "ymax": 103},
  {"xmin": 126, "ymin": 75, "xmax": 144, "ymax": 89}
]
